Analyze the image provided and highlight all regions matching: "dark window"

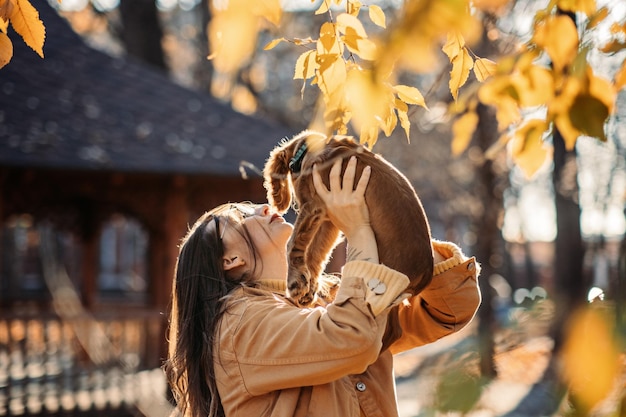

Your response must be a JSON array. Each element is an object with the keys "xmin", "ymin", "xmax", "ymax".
[
  {"xmin": 1, "ymin": 215, "xmax": 82, "ymax": 304},
  {"xmin": 97, "ymin": 214, "xmax": 148, "ymax": 305}
]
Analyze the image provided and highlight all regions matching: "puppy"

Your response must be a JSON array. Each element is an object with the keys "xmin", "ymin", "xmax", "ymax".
[{"xmin": 263, "ymin": 130, "xmax": 434, "ymax": 307}]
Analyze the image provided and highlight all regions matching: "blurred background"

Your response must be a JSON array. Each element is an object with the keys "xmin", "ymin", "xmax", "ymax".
[{"xmin": 0, "ymin": 0, "xmax": 625, "ymax": 416}]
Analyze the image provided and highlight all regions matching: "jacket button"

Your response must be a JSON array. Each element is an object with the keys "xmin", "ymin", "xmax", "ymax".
[
  {"xmin": 467, "ymin": 262, "xmax": 475, "ymax": 271},
  {"xmin": 367, "ymin": 279, "xmax": 387, "ymax": 295},
  {"xmin": 356, "ymin": 382, "xmax": 366, "ymax": 392}
]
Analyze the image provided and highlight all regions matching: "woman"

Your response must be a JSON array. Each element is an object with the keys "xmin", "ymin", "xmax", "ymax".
[{"xmin": 165, "ymin": 156, "xmax": 481, "ymax": 417}]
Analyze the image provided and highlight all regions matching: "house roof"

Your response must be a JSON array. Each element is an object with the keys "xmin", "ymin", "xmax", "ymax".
[{"xmin": 0, "ymin": 1, "xmax": 295, "ymax": 176}]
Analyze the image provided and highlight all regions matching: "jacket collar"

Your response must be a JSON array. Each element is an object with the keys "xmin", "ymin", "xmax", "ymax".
[{"xmin": 255, "ymin": 279, "xmax": 287, "ymax": 295}]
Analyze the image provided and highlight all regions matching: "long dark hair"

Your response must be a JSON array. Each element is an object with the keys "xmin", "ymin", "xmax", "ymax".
[{"xmin": 164, "ymin": 205, "xmax": 259, "ymax": 417}]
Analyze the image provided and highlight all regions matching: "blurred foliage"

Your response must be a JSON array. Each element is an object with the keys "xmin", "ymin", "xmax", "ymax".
[
  {"xmin": 562, "ymin": 305, "xmax": 621, "ymax": 414},
  {"xmin": 435, "ymin": 368, "xmax": 488, "ymax": 413},
  {"xmin": 209, "ymin": 0, "xmax": 625, "ymax": 179}
]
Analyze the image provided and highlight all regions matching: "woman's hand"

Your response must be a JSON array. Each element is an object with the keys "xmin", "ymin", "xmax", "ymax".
[{"xmin": 313, "ymin": 156, "xmax": 379, "ymax": 263}]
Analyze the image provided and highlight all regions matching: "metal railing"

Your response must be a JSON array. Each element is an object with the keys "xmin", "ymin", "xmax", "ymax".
[{"xmin": 0, "ymin": 310, "xmax": 171, "ymax": 416}]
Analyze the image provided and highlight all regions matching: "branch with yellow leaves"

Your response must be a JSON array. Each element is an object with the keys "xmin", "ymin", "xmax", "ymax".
[
  {"xmin": 450, "ymin": 0, "xmax": 626, "ymax": 178},
  {"xmin": 208, "ymin": 0, "xmax": 625, "ymax": 176},
  {"xmin": 0, "ymin": 0, "xmax": 46, "ymax": 69}
]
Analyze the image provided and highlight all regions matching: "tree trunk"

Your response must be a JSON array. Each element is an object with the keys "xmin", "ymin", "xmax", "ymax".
[
  {"xmin": 550, "ymin": 115, "xmax": 587, "ymax": 350},
  {"xmin": 618, "ymin": 222, "xmax": 626, "ymax": 336},
  {"xmin": 194, "ymin": 0, "xmax": 214, "ymax": 92},
  {"xmin": 119, "ymin": 0, "xmax": 167, "ymax": 71},
  {"xmin": 473, "ymin": 103, "xmax": 505, "ymax": 378}
]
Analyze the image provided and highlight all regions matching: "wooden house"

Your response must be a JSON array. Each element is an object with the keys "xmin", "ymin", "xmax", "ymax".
[{"xmin": 0, "ymin": 2, "xmax": 293, "ymax": 415}]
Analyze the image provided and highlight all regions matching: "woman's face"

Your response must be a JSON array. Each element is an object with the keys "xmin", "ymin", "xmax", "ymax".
[{"xmin": 220, "ymin": 204, "xmax": 293, "ymax": 269}]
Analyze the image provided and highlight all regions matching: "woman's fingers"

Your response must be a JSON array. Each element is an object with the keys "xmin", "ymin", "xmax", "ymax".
[
  {"xmin": 313, "ymin": 157, "xmax": 370, "ymax": 198},
  {"xmin": 342, "ymin": 156, "xmax": 357, "ymax": 191},
  {"xmin": 355, "ymin": 165, "xmax": 371, "ymax": 197},
  {"xmin": 328, "ymin": 157, "xmax": 343, "ymax": 191},
  {"xmin": 312, "ymin": 164, "xmax": 329, "ymax": 197}
]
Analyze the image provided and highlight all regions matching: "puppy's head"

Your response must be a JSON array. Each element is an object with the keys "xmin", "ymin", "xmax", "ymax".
[
  {"xmin": 263, "ymin": 130, "xmax": 328, "ymax": 212},
  {"xmin": 263, "ymin": 135, "xmax": 302, "ymax": 212}
]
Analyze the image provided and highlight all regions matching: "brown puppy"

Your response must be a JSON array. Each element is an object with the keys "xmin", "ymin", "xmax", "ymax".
[{"xmin": 263, "ymin": 130, "xmax": 433, "ymax": 307}]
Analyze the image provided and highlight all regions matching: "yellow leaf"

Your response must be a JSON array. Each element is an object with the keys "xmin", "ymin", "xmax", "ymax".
[
  {"xmin": 263, "ymin": 37, "xmax": 285, "ymax": 50},
  {"xmin": 394, "ymin": 98, "xmax": 411, "ymax": 141},
  {"xmin": 208, "ymin": 10, "xmax": 257, "ymax": 73},
  {"xmin": 342, "ymin": 29, "xmax": 377, "ymax": 61},
  {"xmin": 251, "ymin": 0, "xmax": 282, "ymax": 26},
  {"xmin": 231, "ymin": 83, "xmax": 257, "ymax": 114},
  {"xmin": 356, "ymin": 38, "xmax": 377, "ymax": 60},
  {"xmin": 442, "ymin": 31, "xmax": 465, "ymax": 61},
  {"xmin": 380, "ymin": 106, "xmax": 397, "ymax": 137},
  {"xmin": 0, "ymin": 0, "xmax": 15, "ymax": 22},
  {"xmin": 610, "ymin": 21, "xmax": 626, "ymax": 36},
  {"xmin": 557, "ymin": 0, "xmax": 596, "ymax": 16},
  {"xmin": 569, "ymin": 94, "xmax": 609, "ymax": 141},
  {"xmin": 316, "ymin": 52, "xmax": 339, "ymax": 76},
  {"xmin": 368, "ymin": 4, "xmax": 386, "ymax": 28},
  {"xmin": 549, "ymin": 72, "xmax": 581, "ymax": 116},
  {"xmin": 318, "ymin": 22, "xmax": 340, "ymax": 54},
  {"xmin": 0, "ymin": 31, "xmax": 12, "ymax": 68},
  {"xmin": 451, "ymin": 111, "xmax": 478, "ymax": 156},
  {"xmin": 358, "ymin": 124, "xmax": 379, "ymax": 148},
  {"xmin": 496, "ymin": 100, "xmax": 521, "ymax": 130},
  {"xmin": 514, "ymin": 65, "xmax": 554, "ymax": 107},
  {"xmin": 533, "ymin": 15, "xmax": 578, "ymax": 72},
  {"xmin": 478, "ymin": 77, "xmax": 521, "ymax": 129},
  {"xmin": 473, "ymin": 58, "xmax": 497, "ymax": 82},
  {"xmin": 345, "ymin": 68, "xmax": 391, "ymax": 135},
  {"xmin": 317, "ymin": 54, "xmax": 346, "ymax": 98},
  {"xmin": 342, "ymin": 26, "xmax": 362, "ymax": 53},
  {"xmin": 511, "ymin": 119, "xmax": 550, "ymax": 178},
  {"xmin": 615, "ymin": 60, "xmax": 626, "ymax": 90},
  {"xmin": 315, "ymin": 0, "xmax": 331, "ymax": 15},
  {"xmin": 554, "ymin": 113, "xmax": 582, "ymax": 150},
  {"xmin": 393, "ymin": 84, "xmax": 427, "ymax": 109},
  {"xmin": 347, "ymin": 0, "xmax": 362, "ymax": 16},
  {"xmin": 323, "ymin": 91, "xmax": 350, "ymax": 133},
  {"xmin": 294, "ymin": 49, "xmax": 317, "ymax": 80},
  {"xmin": 449, "ymin": 47, "xmax": 473, "ymax": 101},
  {"xmin": 550, "ymin": 67, "xmax": 614, "ymax": 143},
  {"xmin": 0, "ymin": 15, "xmax": 8, "ymax": 33},
  {"xmin": 336, "ymin": 13, "xmax": 367, "ymax": 38},
  {"xmin": 586, "ymin": 6, "xmax": 608, "ymax": 30},
  {"xmin": 10, "ymin": 0, "xmax": 45, "ymax": 58},
  {"xmin": 600, "ymin": 39, "xmax": 626, "ymax": 54},
  {"xmin": 563, "ymin": 307, "xmax": 620, "ymax": 412},
  {"xmin": 588, "ymin": 67, "xmax": 616, "ymax": 112}
]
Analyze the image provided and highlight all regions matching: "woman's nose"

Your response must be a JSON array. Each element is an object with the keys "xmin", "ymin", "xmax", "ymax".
[{"xmin": 255, "ymin": 204, "xmax": 271, "ymax": 216}]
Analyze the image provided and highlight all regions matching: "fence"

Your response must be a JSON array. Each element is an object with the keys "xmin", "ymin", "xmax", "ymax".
[{"xmin": 0, "ymin": 310, "xmax": 171, "ymax": 416}]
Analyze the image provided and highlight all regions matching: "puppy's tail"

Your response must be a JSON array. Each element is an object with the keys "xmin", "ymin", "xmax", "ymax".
[{"xmin": 263, "ymin": 146, "xmax": 293, "ymax": 213}]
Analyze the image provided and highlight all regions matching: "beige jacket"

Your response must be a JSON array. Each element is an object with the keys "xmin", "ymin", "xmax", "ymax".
[{"xmin": 215, "ymin": 241, "xmax": 480, "ymax": 417}]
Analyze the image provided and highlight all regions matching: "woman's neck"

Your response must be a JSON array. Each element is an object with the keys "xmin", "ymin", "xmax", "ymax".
[{"xmin": 256, "ymin": 251, "xmax": 289, "ymax": 282}]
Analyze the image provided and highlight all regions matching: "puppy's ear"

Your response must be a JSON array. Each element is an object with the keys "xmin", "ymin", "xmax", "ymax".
[{"xmin": 263, "ymin": 142, "xmax": 294, "ymax": 213}]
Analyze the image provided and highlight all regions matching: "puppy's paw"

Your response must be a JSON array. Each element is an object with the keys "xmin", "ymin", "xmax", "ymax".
[
  {"xmin": 287, "ymin": 266, "xmax": 313, "ymax": 307},
  {"xmin": 316, "ymin": 274, "xmax": 341, "ymax": 303}
]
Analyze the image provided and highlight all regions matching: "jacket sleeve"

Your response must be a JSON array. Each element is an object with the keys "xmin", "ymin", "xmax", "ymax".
[
  {"xmin": 221, "ymin": 261, "xmax": 409, "ymax": 395},
  {"xmin": 387, "ymin": 241, "xmax": 481, "ymax": 355}
]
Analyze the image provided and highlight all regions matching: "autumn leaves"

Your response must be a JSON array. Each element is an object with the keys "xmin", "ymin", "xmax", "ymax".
[
  {"xmin": 0, "ymin": 0, "xmax": 45, "ymax": 68},
  {"xmin": 266, "ymin": 0, "xmax": 484, "ymax": 148},
  {"xmin": 455, "ymin": 6, "xmax": 626, "ymax": 178},
  {"xmin": 214, "ymin": 0, "xmax": 626, "ymax": 180},
  {"xmin": 5, "ymin": 0, "xmax": 625, "ymax": 182}
]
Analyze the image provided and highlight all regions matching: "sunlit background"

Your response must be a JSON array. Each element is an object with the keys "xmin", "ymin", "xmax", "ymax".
[{"xmin": 1, "ymin": 0, "xmax": 625, "ymax": 416}]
